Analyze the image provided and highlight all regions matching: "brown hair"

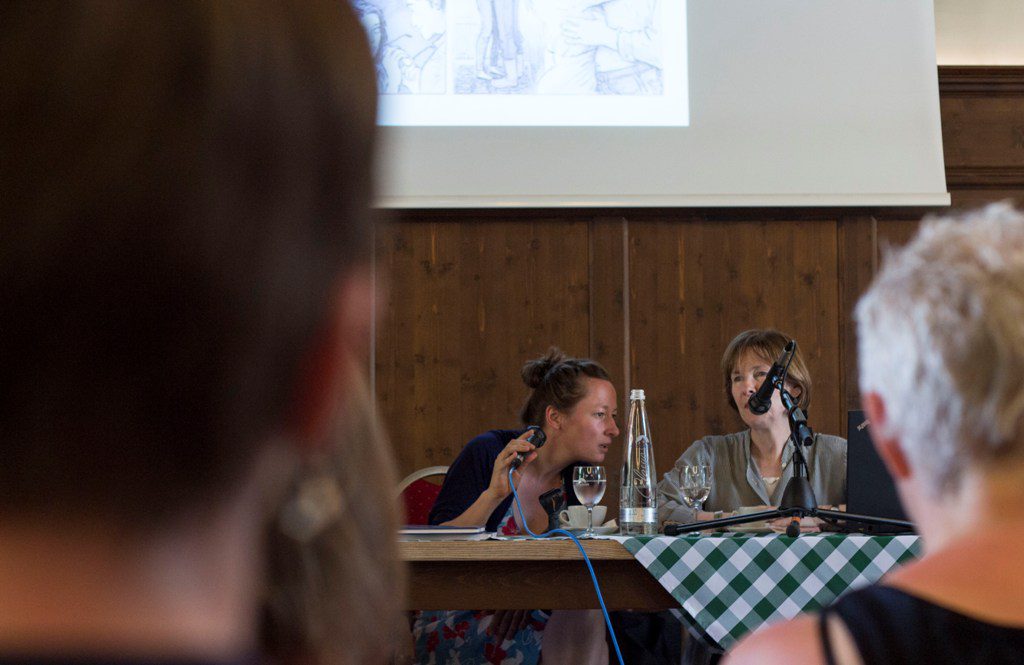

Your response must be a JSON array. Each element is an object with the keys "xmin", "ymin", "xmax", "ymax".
[
  {"xmin": 0, "ymin": 1, "xmax": 378, "ymax": 525},
  {"xmin": 520, "ymin": 348, "xmax": 612, "ymax": 426},
  {"xmin": 262, "ymin": 365, "xmax": 405, "ymax": 665},
  {"xmin": 721, "ymin": 329, "xmax": 813, "ymax": 412}
]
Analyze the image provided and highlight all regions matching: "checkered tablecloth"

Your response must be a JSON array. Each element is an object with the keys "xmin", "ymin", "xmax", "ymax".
[{"xmin": 615, "ymin": 533, "xmax": 921, "ymax": 649}]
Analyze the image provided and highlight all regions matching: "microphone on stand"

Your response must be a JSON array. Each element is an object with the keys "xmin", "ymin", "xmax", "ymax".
[
  {"xmin": 511, "ymin": 425, "xmax": 546, "ymax": 470},
  {"xmin": 747, "ymin": 341, "xmax": 797, "ymax": 415}
]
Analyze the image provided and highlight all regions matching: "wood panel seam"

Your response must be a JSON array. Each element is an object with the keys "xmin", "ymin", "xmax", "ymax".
[{"xmin": 622, "ymin": 217, "xmax": 631, "ymax": 398}]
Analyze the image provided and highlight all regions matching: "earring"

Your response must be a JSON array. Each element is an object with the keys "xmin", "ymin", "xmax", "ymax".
[{"xmin": 278, "ymin": 464, "xmax": 346, "ymax": 543}]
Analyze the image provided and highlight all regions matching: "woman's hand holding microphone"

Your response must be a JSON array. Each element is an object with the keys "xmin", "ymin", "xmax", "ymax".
[{"xmin": 484, "ymin": 428, "xmax": 542, "ymax": 501}]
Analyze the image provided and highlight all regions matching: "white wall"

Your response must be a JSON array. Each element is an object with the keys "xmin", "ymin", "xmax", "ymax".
[{"xmin": 935, "ymin": 0, "xmax": 1024, "ymax": 64}]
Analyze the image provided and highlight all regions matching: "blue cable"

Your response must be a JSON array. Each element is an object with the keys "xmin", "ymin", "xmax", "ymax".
[{"xmin": 507, "ymin": 468, "xmax": 626, "ymax": 665}]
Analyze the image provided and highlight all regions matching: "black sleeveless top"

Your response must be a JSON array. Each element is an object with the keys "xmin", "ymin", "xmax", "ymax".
[{"xmin": 819, "ymin": 585, "xmax": 1024, "ymax": 664}]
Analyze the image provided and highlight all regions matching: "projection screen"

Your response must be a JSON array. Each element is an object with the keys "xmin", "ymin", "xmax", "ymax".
[{"xmin": 357, "ymin": 0, "xmax": 949, "ymax": 208}]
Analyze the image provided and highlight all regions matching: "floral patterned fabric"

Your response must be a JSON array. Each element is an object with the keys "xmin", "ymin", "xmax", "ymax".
[
  {"xmin": 411, "ymin": 505, "xmax": 551, "ymax": 664},
  {"xmin": 412, "ymin": 608, "xmax": 549, "ymax": 665}
]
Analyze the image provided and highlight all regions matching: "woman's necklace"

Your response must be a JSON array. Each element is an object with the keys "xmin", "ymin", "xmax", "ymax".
[{"xmin": 752, "ymin": 440, "xmax": 788, "ymax": 478}]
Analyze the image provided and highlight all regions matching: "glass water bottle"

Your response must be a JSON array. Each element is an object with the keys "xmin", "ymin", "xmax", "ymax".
[{"xmin": 620, "ymin": 388, "xmax": 658, "ymax": 535}]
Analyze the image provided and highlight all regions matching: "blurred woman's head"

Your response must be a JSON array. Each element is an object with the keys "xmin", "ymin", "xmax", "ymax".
[
  {"xmin": 856, "ymin": 203, "xmax": 1024, "ymax": 499},
  {"xmin": 262, "ymin": 365, "xmax": 404, "ymax": 665},
  {"xmin": 0, "ymin": 0, "xmax": 379, "ymax": 528},
  {"xmin": 520, "ymin": 348, "xmax": 618, "ymax": 463}
]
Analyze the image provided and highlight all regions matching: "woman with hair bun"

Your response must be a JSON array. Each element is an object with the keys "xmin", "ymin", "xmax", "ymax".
[{"xmin": 413, "ymin": 348, "xmax": 618, "ymax": 665}]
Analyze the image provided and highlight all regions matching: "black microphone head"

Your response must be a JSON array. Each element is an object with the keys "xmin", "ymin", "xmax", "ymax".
[
  {"xmin": 746, "ymin": 346, "xmax": 792, "ymax": 416},
  {"xmin": 524, "ymin": 425, "xmax": 546, "ymax": 449},
  {"xmin": 747, "ymin": 394, "xmax": 772, "ymax": 415},
  {"xmin": 511, "ymin": 426, "xmax": 546, "ymax": 469}
]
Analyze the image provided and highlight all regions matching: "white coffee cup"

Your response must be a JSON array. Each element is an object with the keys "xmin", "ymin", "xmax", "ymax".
[{"xmin": 559, "ymin": 504, "xmax": 607, "ymax": 528}]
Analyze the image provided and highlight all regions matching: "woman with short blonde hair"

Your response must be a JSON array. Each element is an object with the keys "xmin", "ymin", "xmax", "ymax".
[{"xmin": 658, "ymin": 328, "xmax": 845, "ymax": 525}]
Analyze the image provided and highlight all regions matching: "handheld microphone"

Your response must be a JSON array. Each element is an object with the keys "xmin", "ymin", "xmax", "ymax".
[
  {"xmin": 747, "ymin": 341, "xmax": 796, "ymax": 415},
  {"xmin": 510, "ymin": 425, "xmax": 546, "ymax": 470}
]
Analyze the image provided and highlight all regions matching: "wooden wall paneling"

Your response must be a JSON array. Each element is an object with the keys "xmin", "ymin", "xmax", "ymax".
[
  {"xmin": 836, "ymin": 215, "xmax": 875, "ymax": 424},
  {"xmin": 950, "ymin": 189, "xmax": 1024, "ymax": 208},
  {"xmin": 453, "ymin": 218, "xmax": 592, "ymax": 437},
  {"xmin": 835, "ymin": 214, "xmax": 923, "ymax": 429},
  {"xmin": 376, "ymin": 217, "xmax": 592, "ymax": 477},
  {"xmin": 837, "ymin": 214, "xmax": 927, "ymax": 421},
  {"xmin": 588, "ymin": 217, "xmax": 628, "ymax": 509},
  {"xmin": 375, "ymin": 220, "xmax": 461, "ymax": 474},
  {"xmin": 627, "ymin": 217, "xmax": 842, "ymax": 483},
  {"xmin": 875, "ymin": 219, "xmax": 922, "ymax": 254},
  {"xmin": 939, "ymin": 67, "xmax": 1024, "ymax": 171},
  {"xmin": 941, "ymin": 96, "xmax": 1024, "ymax": 170},
  {"xmin": 939, "ymin": 66, "xmax": 1024, "ymax": 208},
  {"xmin": 625, "ymin": 218, "xmax": 701, "ymax": 482},
  {"xmin": 373, "ymin": 221, "xmax": 405, "ymax": 468}
]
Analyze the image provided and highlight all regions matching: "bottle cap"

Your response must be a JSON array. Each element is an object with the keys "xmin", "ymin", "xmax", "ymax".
[{"xmin": 630, "ymin": 388, "xmax": 645, "ymax": 401}]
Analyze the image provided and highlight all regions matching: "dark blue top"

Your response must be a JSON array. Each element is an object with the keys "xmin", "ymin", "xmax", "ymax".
[
  {"xmin": 820, "ymin": 585, "xmax": 1024, "ymax": 665},
  {"xmin": 428, "ymin": 429, "xmax": 579, "ymax": 532}
]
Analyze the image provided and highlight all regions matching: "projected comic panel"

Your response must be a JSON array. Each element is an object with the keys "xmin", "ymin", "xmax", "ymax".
[{"xmin": 355, "ymin": 0, "xmax": 689, "ymax": 127}]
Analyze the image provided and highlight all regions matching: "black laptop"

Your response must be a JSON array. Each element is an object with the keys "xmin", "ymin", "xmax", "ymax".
[{"xmin": 844, "ymin": 410, "xmax": 913, "ymax": 531}]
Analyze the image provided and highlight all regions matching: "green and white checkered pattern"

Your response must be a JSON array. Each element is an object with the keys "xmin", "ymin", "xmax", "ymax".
[{"xmin": 616, "ymin": 534, "xmax": 921, "ymax": 649}]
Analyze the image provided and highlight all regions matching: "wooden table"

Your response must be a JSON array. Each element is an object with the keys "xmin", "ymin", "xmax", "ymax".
[{"xmin": 401, "ymin": 538, "xmax": 678, "ymax": 610}]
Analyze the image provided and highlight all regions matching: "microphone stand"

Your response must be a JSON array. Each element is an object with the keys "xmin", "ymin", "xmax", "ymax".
[{"xmin": 666, "ymin": 379, "xmax": 913, "ymax": 537}]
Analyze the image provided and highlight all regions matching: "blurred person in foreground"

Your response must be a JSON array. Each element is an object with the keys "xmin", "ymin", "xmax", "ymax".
[
  {"xmin": 658, "ymin": 329, "xmax": 846, "ymax": 531},
  {"xmin": 727, "ymin": 203, "xmax": 1024, "ymax": 665},
  {"xmin": 0, "ymin": 2, "xmax": 402, "ymax": 664},
  {"xmin": 262, "ymin": 365, "xmax": 407, "ymax": 664}
]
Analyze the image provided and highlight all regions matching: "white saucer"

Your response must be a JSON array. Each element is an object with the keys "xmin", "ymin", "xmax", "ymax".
[
  {"xmin": 725, "ymin": 521, "xmax": 772, "ymax": 533},
  {"xmin": 562, "ymin": 525, "xmax": 618, "ymax": 536}
]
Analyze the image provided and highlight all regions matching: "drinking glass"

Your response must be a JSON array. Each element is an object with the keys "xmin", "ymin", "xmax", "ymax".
[
  {"xmin": 681, "ymin": 463, "xmax": 712, "ymax": 514},
  {"xmin": 572, "ymin": 466, "xmax": 607, "ymax": 538}
]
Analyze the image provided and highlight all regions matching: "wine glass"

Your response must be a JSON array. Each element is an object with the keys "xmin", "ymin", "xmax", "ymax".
[
  {"xmin": 572, "ymin": 466, "xmax": 607, "ymax": 538},
  {"xmin": 681, "ymin": 463, "xmax": 712, "ymax": 515}
]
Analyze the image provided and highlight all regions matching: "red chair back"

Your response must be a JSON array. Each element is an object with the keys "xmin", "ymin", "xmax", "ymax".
[{"xmin": 398, "ymin": 466, "xmax": 448, "ymax": 525}]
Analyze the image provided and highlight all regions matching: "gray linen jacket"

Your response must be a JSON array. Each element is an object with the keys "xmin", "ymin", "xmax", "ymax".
[{"xmin": 657, "ymin": 430, "xmax": 847, "ymax": 524}]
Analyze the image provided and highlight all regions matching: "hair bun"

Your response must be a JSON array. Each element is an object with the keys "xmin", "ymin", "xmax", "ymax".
[{"xmin": 521, "ymin": 347, "xmax": 568, "ymax": 388}]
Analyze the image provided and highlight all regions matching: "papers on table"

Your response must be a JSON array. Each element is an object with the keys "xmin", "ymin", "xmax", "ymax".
[{"xmin": 399, "ymin": 525, "xmax": 490, "ymax": 541}]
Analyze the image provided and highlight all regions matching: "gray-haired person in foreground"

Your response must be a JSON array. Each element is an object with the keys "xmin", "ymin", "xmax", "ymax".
[
  {"xmin": 726, "ymin": 202, "xmax": 1024, "ymax": 664},
  {"xmin": 0, "ymin": 2, "xmax": 402, "ymax": 663}
]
